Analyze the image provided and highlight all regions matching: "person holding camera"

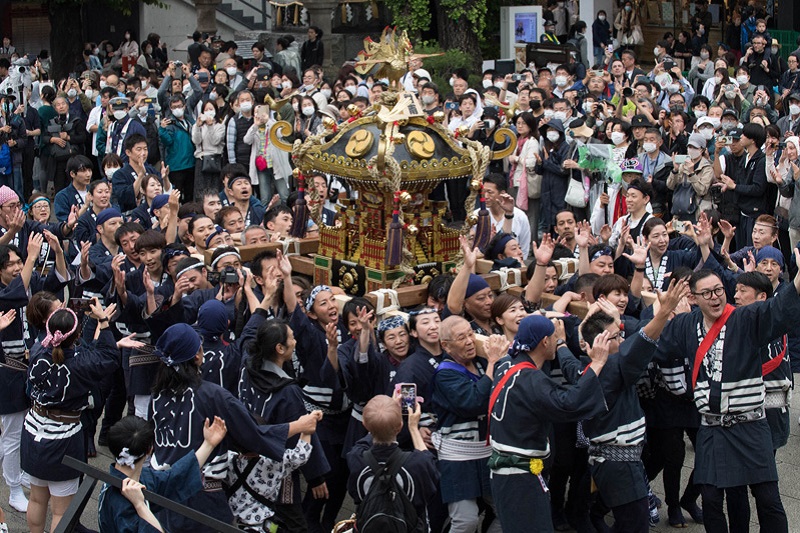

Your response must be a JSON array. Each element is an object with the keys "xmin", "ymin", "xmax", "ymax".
[
  {"xmin": 668, "ymin": 132, "xmax": 714, "ymax": 221},
  {"xmin": 43, "ymin": 96, "xmax": 86, "ymax": 194},
  {"xmin": 742, "ymin": 35, "xmax": 779, "ymax": 96}
]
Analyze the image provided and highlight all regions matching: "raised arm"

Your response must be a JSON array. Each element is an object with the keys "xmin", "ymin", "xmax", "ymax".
[
  {"xmin": 525, "ymin": 233, "xmax": 555, "ymax": 305},
  {"xmin": 446, "ymin": 235, "xmax": 479, "ymax": 316}
]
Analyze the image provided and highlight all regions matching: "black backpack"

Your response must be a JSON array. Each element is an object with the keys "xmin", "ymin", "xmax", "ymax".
[{"xmin": 356, "ymin": 448, "xmax": 420, "ymax": 533}]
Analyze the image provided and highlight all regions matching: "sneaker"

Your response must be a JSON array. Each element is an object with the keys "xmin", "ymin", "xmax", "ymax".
[
  {"xmin": 648, "ymin": 490, "xmax": 660, "ymax": 526},
  {"xmin": 668, "ymin": 506, "xmax": 687, "ymax": 528},
  {"xmin": 0, "ymin": 522, "xmax": 8, "ymax": 533},
  {"xmin": 9, "ymin": 486, "xmax": 28, "ymax": 513}
]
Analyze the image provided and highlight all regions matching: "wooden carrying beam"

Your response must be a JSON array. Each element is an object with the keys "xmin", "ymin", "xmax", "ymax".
[
  {"xmin": 506, "ymin": 287, "xmax": 590, "ymax": 319},
  {"xmin": 203, "ymin": 238, "xmax": 320, "ymax": 265}
]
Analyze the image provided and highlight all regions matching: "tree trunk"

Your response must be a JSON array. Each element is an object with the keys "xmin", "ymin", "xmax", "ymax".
[
  {"xmin": 48, "ymin": 1, "xmax": 84, "ymax": 81},
  {"xmin": 433, "ymin": 0, "xmax": 482, "ymax": 70}
]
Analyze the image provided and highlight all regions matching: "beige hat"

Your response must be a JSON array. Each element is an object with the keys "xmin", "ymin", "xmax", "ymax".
[{"xmin": 412, "ymin": 68, "xmax": 432, "ymax": 82}]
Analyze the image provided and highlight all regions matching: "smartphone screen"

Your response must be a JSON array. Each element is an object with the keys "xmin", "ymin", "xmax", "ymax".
[{"xmin": 398, "ymin": 383, "xmax": 417, "ymax": 413}]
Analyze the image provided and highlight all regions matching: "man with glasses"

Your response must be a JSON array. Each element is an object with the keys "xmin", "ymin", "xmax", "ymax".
[
  {"xmin": 0, "ymin": 186, "xmax": 76, "ymax": 261},
  {"xmin": 742, "ymin": 35, "xmax": 779, "ymax": 93},
  {"xmin": 654, "ymin": 251, "xmax": 800, "ymax": 533}
]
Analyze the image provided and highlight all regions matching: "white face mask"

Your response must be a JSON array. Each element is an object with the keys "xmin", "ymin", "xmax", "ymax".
[
  {"xmin": 715, "ymin": 76, "xmax": 723, "ymax": 84},
  {"xmin": 321, "ymin": 89, "xmax": 332, "ymax": 100},
  {"xmin": 596, "ymin": 119, "xmax": 604, "ymax": 128},
  {"xmin": 482, "ymin": 79, "xmax": 493, "ymax": 89},
  {"xmin": 226, "ymin": 67, "xmax": 237, "ymax": 77},
  {"xmin": 141, "ymin": 80, "xmax": 148, "ymax": 89},
  {"xmin": 736, "ymin": 75, "xmax": 749, "ymax": 85},
  {"xmin": 209, "ymin": 92, "xmax": 218, "ymax": 100},
  {"xmin": 182, "ymin": 84, "xmax": 191, "ymax": 95},
  {"xmin": 771, "ymin": 47, "xmax": 779, "ymax": 55},
  {"xmin": 494, "ymin": 82, "xmax": 505, "ymax": 89},
  {"xmin": 205, "ymin": 109, "xmax": 216, "ymax": 119},
  {"xmin": 791, "ymin": 104, "xmax": 800, "ymax": 116},
  {"xmin": 643, "ymin": 142, "xmax": 657, "ymax": 153},
  {"xmin": 667, "ymin": 83, "xmax": 680, "ymax": 94},
  {"xmin": 345, "ymin": 85, "xmax": 356, "ymax": 95},
  {"xmin": 598, "ymin": 15, "xmax": 606, "ymax": 20},
  {"xmin": 138, "ymin": 106, "xmax": 148, "ymax": 116},
  {"xmin": 546, "ymin": 130, "xmax": 560, "ymax": 142},
  {"xmin": 85, "ymin": 89, "xmax": 95, "ymax": 99},
  {"xmin": 485, "ymin": 119, "xmax": 496, "ymax": 130},
  {"xmin": 700, "ymin": 51, "xmax": 709, "ymax": 60},
  {"xmin": 582, "ymin": 102, "xmax": 594, "ymax": 114},
  {"xmin": 687, "ymin": 146, "xmax": 702, "ymax": 159},
  {"xmin": 112, "ymin": 110, "xmax": 128, "ymax": 120},
  {"xmin": 611, "ymin": 131, "xmax": 626, "ymax": 145},
  {"xmin": 552, "ymin": 111, "xmax": 567, "ymax": 122},
  {"xmin": 105, "ymin": 167, "xmax": 120, "ymax": 179},
  {"xmin": 302, "ymin": 106, "xmax": 315, "ymax": 117},
  {"xmin": 240, "ymin": 102, "xmax": 253, "ymax": 113},
  {"xmin": 172, "ymin": 107, "xmax": 185, "ymax": 119},
  {"xmin": 654, "ymin": 47, "xmax": 661, "ymax": 57},
  {"xmin": 99, "ymin": 81, "xmax": 107, "ymax": 89},
  {"xmin": 544, "ymin": 109, "xmax": 554, "ymax": 119},
  {"xmin": 694, "ymin": 109, "xmax": 706, "ymax": 118},
  {"xmin": 707, "ymin": 117, "xmax": 720, "ymax": 128},
  {"xmin": 67, "ymin": 89, "xmax": 77, "ymax": 98},
  {"xmin": 555, "ymin": 75, "xmax": 568, "ymax": 87},
  {"xmin": 93, "ymin": 48, "xmax": 100, "ymax": 55},
  {"xmin": 699, "ymin": 128, "xmax": 714, "ymax": 140},
  {"xmin": 421, "ymin": 95, "xmax": 435, "ymax": 105}
]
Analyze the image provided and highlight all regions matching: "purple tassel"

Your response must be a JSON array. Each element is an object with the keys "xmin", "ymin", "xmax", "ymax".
[
  {"xmin": 474, "ymin": 186, "xmax": 491, "ymax": 251},
  {"xmin": 386, "ymin": 192, "xmax": 403, "ymax": 266},
  {"xmin": 290, "ymin": 173, "xmax": 309, "ymax": 238}
]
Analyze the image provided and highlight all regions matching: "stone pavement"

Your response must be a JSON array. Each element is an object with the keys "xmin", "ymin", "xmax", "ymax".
[{"xmin": 1, "ymin": 397, "xmax": 799, "ymax": 532}]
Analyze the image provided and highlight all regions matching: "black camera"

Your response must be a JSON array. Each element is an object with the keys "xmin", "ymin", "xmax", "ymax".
[
  {"xmin": 174, "ymin": 61, "xmax": 183, "ymax": 68},
  {"xmin": 622, "ymin": 87, "xmax": 633, "ymax": 98},
  {"xmin": 664, "ymin": 61, "xmax": 675, "ymax": 71},
  {"xmin": 207, "ymin": 266, "xmax": 239, "ymax": 285}
]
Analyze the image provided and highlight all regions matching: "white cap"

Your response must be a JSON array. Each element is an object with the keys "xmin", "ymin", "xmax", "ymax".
[{"xmin": 412, "ymin": 68, "xmax": 432, "ymax": 82}]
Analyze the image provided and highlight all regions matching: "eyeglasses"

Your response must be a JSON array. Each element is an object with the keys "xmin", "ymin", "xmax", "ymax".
[
  {"xmin": 2, "ymin": 202, "xmax": 21, "ymax": 210},
  {"xmin": 692, "ymin": 286, "xmax": 725, "ymax": 300},
  {"xmin": 32, "ymin": 203, "xmax": 49, "ymax": 210}
]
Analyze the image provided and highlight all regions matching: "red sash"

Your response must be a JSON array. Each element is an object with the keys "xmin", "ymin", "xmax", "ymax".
[
  {"xmin": 486, "ymin": 361, "xmax": 536, "ymax": 444},
  {"xmin": 692, "ymin": 304, "xmax": 735, "ymax": 389},
  {"xmin": 761, "ymin": 335, "xmax": 788, "ymax": 376}
]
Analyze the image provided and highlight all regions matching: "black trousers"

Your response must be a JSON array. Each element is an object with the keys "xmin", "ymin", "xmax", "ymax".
[
  {"xmin": 100, "ymin": 367, "xmax": 127, "ymax": 436},
  {"xmin": 302, "ymin": 439, "xmax": 348, "ymax": 533},
  {"xmin": 644, "ymin": 426, "xmax": 700, "ymax": 508},
  {"xmin": 610, "ymin": 496, "xmax": 649, "ymax": 533},
  {"xmin": 736, "ymin": 213, "xmax": 756, "ymax": 250},
  {"xmin": 701, "ymin": 481, "xmax": 787, "ymax": 533}
]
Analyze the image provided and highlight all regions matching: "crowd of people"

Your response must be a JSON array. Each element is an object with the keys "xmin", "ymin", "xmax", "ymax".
[{"xmin": 0, "ymin": 0, "xmax": 797, "ymax": 532}]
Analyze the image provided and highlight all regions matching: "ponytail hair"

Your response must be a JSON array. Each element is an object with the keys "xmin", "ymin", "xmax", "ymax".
[{"xmin": 41, "ymin": 308, "xmax": 80, "ymax": 364}]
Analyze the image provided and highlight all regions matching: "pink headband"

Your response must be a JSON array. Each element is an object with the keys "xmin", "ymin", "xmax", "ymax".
[
  {"xmin": 0, "ymin": 186, "xmax": 18, "ymax": 206},
  {"xmin": 41, "ymin": 308, "xmax": 79, "ymax": 349}
]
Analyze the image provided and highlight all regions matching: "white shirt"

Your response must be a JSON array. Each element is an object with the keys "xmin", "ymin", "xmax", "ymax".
[
  {"xmin": 86, "ymin": 106, "xmax": 104, "ymax": 157},
  {"xmin": 474, "ymin": 206, "xmax": 532, "ymax": 260}
]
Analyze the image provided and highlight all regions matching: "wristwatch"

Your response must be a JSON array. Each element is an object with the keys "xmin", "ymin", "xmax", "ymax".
[{"xmin": 556, "ymin": 339, "xmax": 567, "ymax": 348}]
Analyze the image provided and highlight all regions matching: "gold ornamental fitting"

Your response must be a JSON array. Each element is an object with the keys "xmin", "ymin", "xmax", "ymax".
[
  {"xmin": 407, "ymin": 224, "xmax": 419, "ymax": 236},
  {"xmin": 399, "ymin": 191, "xmax": 412, "ymax": 205},
  {"xmin": 466, "ymin": 214, "xmax": 479, "ymax": 226},
  {"xmin": 347, "ymin": 104, "xmax": 360, "ymax": 116},
  {"xmin": 322, "ymin": 116, "xmax": 336, "ymax": 130},
  {"xmin": 457, "ymin": 125, "xmax": 470, "ymax": 138},
  {"xmin": 470, "ymin": 179, "xmax": 482, "ymax": 191},
  {"xmin": 432, "ymin": 111, "xmax": 445, "ymax": 123},
  {"xmin": 292, "ymin": 168, "xmax": 301, "ymax": 178}
]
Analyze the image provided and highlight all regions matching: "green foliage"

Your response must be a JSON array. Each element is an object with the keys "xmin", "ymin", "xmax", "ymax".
[
  {"xmin": 415, "ymin": 42, "xmax": 477, "ymax": 89},
  {"xmin": 384, "ymin": 0, "xmax": 432, "ymax": 35},
  {"xmin": 440, "ymin": 0, "xmax": 487, "ymax": 36}
]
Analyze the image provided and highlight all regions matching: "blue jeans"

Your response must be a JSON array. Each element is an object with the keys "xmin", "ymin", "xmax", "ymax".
[{"xmin": 257, "ymin": 168, "xmax": 290, "ymax": 205}]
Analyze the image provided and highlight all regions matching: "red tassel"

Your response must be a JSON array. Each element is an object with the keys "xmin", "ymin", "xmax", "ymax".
[
  {"xmin": 386, "ymin": 191, "xmax": 403, "ymax": 266},
  {"xmin": 290, "ymin": 173, "xmax": 309, "ymax": 238},
  {"xmin": 474, "ymin": 185, "xmax": 491, "ymax": 251}
]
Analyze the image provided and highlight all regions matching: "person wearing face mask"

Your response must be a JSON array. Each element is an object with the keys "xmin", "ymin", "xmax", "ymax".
[
  {"xmin": 131, "ymin": 93, "xmax": 161, "ymax": 173},
  {"xmin": 102, "ymin": 97, "xmax": 147, "ymax": 164},
  {"xmin": 115, "ymin": 29, "xmax": 139, "ymax": 72},
  {"xmin": 668, "ymin": 132, "xmax": 714, "ymax": 220},
  {"xmin": 193, "ymin": 100, "xmax": 226, "ymax": 195},
  {"xmin": 733, "ymin": 66, "xmax": 757, "ymax": 105},
  {"xmin": 226, "ymin": 90, "xmax": 256, "ymax": 171},
  {"xmin": 159, "ymin": 95, "xmax": 196, "ymax": 202},
  {"xmin": 778, "ymin": 55, "xmax": 800, "ymax": 113},
  {"xmin": 688, "ymin": 45, "xmax": 714, "ymax": 94},
  {"xmin": 592, "ymin": 10, "xmax": 611, "ymax": 67},
  {"xmin": 614, "ymin": 1, "xmax": 642, "ymax": 52},
  {"xmin": 294, "ymin": 96, "xmax": 321, "ymax": 142},
  {"xmin": 694, "ymin": 116, "xmax": 718, "ymax": 158},
  {"xmin": 533, "ymin": 119, "xmax": 572, "ymax": 234},
  {"xmin": 221, "ymin": 58, "xmax": 244, "ymax": 91},
  {"xmin": 776, "ymin": 93, "xmax": 800, "ymax": 138},
  {"xmin": 637, "ymin": 128, "xmax": 672, "ymax": 217},
  {"xmin": 552, "ymin": 65, "xmax": 575, "ymax": 99},
  {"xmin": 419, "ymin": 82, "xmax": 442, "ymax": 115}
]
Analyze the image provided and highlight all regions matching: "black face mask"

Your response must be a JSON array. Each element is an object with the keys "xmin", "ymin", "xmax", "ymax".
[{"xmin": 529, "ymin": 100, "xmax": 542, "ymax": 111}]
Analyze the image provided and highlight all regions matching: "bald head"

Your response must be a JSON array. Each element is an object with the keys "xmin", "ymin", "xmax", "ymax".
[
  {"xmin": 363, "ymin": 394, "xmax": 402, "ymax": 443},
  {"xmin": 439, "ymin": 315, "xmax": 469, "ymax": 342}
]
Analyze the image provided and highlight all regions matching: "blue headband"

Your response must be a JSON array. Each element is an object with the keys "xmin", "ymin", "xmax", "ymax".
[
  {"xmin": 205, "ymin": 225, "xmax": 227, "ymax": 248},
  {"xmin": 96, "ymin": 207, "xmax": 123, "ymax": 227},
  {"xmin": 305, "ymin": 285, "xmax": 333, "ymax": 311},
  {"xmin": 488, "ymin": 233, "xmax": 515, "ymax": 261},
  {"xmin": 23, "ymin": 196, "xmax": 50, "ymax": 214},
  {"xmin": 590, "ymin": 247, "xmax": 613, "ymax": 262},
  {"xmin": 150, "ymin": 194, "xmax": 170, "ymax": 215},
  {"xmin": 378, "ymin": 315, "xmax": 406, "ymax": 333},
  {"xmin": 196, "ymin": 300, "xmax": 229, "ymax": 339},
  {"xmin": 465, "ymin": 274, "xmax": 490, "ymax": 299},
  {"xmin": 155, "ymin": 323, "xmax": 202, "ymax": 367},
  {"xmin": 508, "ymin": 315, "xmax": 554, "ymax": 358},
  {"xmin": 756, "ymin": 245, "xmax": 784, "ymax": 269}
]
